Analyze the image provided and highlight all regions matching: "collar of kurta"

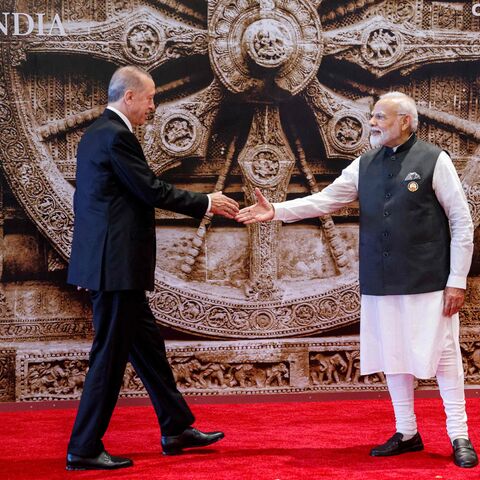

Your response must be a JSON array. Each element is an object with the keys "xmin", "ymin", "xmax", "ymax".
[{"xmin": 385, "ymin": 133, "xmax": 417, "ymax": 156}]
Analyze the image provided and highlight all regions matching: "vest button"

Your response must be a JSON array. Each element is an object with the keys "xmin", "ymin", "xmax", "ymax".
[
  {"xmin": 383, "ymin": 211, "xmax": 390, "ymax": 216},
  {"xmin": 385, "ymin": 193, "xmax": 392, "ymax": 199},
  {"xmin": 383, "ymin": 231, "xmax": 389, "ymax": 237},
  {"xmin": 383, "ymin": 251, "xmax": 389, "ymax": 257},
  {"xmin": 387, "ymin": 173, "xmax": 394, "ymax": 178}
]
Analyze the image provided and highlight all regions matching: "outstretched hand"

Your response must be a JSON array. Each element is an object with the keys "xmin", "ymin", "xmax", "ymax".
[
  {"xmin": 209, "ymin": 191, "xmax": 239, "ymax": 219},
  {"xmin": 236, "ymin": 188, "xmax": 275, "ymax": 224}
]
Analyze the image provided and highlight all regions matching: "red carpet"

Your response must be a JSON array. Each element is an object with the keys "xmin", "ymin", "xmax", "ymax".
[{"xmin": 1, "ymin": 397, "xmax": 479, "ymax": 480}]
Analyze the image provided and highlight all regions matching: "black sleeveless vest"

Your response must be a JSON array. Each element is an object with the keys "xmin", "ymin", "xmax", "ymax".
[{"xmin": 358, "ymin": 135, "xmax": 450, "ymax": 295}]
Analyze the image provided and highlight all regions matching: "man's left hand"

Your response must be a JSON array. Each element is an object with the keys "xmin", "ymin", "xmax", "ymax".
[{"xmin": 443, "ymin": 286, "xmax": 465, "ymax": 317}]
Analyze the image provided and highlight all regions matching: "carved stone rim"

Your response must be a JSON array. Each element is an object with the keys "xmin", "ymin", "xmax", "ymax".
[{"xmin": 149, "ymin": 272, "xmax": 360, "ymax": 338}]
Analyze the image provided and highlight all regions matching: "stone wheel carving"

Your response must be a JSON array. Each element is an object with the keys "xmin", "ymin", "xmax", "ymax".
[{"xmin": 1, "ymin": 0, "xmax": 479, "ymax": 339}]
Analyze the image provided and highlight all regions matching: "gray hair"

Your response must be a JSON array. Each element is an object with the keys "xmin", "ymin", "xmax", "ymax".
[
  {"xmin": 107, "ymin": 66, "xmax": 153, "ymax": 103},
  {"xmin": 379, "ymin": 91, "xmax": 418, "ymax": 132}
]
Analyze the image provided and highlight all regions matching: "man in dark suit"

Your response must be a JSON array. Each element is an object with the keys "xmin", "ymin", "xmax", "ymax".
[{"xmin": 66, "ymin": 65, "xmax": 239, "ymax": 470}]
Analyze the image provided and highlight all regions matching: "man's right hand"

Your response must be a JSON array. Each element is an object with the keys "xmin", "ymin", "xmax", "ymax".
[
  {"xmin": 236, "ymin": 188, "xmax": 275, "ymax": 224},
  {"xmin": 209, "ymin": 191, "xmax": 239, "ymax": 219}
]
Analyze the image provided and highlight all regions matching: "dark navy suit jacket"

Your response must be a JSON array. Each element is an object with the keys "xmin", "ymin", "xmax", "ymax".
[{"xmin": 67, "ymin": 109, "xmax": 208, "ymax": 291}]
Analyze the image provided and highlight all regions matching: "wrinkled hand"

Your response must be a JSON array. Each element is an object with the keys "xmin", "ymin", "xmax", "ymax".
[
  {"xmin": 236, "ymin": 188, "xmax": 274, "ymax": 224},
  {"xmin": 443, "ymin": 286, "xmax": 465, "ymax": 317},
  {"xmin": 209, "ymin": 191, "xmax": 239, "ymax": 219}
]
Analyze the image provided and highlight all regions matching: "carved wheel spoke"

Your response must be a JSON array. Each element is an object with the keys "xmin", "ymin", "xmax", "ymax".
[
  {"xmin": 334, "ymin": 77, "xmax": 480, "ymax": 143},
  {"xmin": 238, "ymin": 106, "xmax": 296, "ymax": 301},
  {"xmin": 149, "ymin": 0, "xmax": 207, "ymax": 26},
  {"xmin": 37, "ymin": 106, "xmax": 104, "ymax": 141},
  {"xmin": 303, "ymin": 78, "xmax": 370, "ymax": 160},
  {"xmin": 144, "ymin": 79, "xmax": 224, "ymax": 174},
  {"xmin": 37, "ymin": 73, "xmax": 212, "ymax": 141},
  {"xmin": 12, "ymin": 7, "xmax": 208, "ymax": 71},
  {"xmin": 291, "ymin": 132, "xmax": 350, "ymax": 273},
  {"xmin": 324, "ymin": 16, "xmax": 480, "ymax": 78},
  {"xmin": 180, "ymin": 137, "xmax": 237, "ymax": 276}
]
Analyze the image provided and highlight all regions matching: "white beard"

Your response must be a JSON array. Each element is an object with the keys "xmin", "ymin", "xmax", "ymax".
[{"xmin": 369, "ymin": 132, "xmax": 386, "ymax": 148}]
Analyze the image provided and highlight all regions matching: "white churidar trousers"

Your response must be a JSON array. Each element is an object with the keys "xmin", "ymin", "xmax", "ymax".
[{"xmin": 386, "ymin": 324, "xmax": 468, "ymax": 441}]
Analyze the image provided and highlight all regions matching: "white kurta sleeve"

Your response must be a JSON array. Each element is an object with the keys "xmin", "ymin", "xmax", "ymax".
[
  {"xmin": 433, "ymin": 151, "xmax": 474, "ymax": 289},
  {"xmin": 273, "ymin": 157, "xmax": 360, "ymax": 223}
]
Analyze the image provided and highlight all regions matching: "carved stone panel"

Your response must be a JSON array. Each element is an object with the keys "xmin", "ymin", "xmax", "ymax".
[
  {"xmin": 0, "ymin": 349, "xmax": 16, "ymax": 401},
  {"xmin": 10, "ymin": 330, "xmax": 480, "ymax": 401},
  {"xmin": 0, "ymin": 283, "xmax": 92, "ymax": 342}
]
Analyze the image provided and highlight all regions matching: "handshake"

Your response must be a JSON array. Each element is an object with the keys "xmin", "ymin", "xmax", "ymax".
[{"xmin": 210, "ymin": 188, "xmax": 274, "ymax": 224}]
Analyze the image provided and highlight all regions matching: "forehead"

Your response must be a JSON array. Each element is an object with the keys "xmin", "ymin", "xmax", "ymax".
[{"xmin": 372, "ymin": 99, "xmax": 398, "ymax": 114}]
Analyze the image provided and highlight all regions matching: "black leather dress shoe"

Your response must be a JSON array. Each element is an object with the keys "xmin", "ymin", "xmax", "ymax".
[
  {"xmin": 66, "ymin": 450, "xmax": 133, "ymax": 470},
  {"xmin": 453, "ymin": 438, "xmax": 478, "ymax": 468},
  {"xmin": 370, "ymin": 432, "xmax": 424, "ymax": 457},
  {"xmin": 161, "ymin": 427, "xmax": 225, "ymax": 455}
]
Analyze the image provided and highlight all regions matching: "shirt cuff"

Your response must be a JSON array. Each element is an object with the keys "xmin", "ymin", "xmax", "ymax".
[
  {"xmin": 271, "ymin": 203, "xmax": 282, "ymax": 221},
  {"xmin": 446, "ymin": 274, "xmax": 467, "ymax": 290},
  {"xmin": 206, "ymin": 194, "xmax": 212, "ymax": 215}
]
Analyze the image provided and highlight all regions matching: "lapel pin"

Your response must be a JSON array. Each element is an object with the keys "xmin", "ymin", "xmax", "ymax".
[{"xmin": 407, "ymin": 181, "xmax": 419, "ymax": 192}]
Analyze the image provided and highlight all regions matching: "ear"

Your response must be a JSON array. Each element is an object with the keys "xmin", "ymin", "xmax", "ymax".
[
  {"xmin": 123, "ymin": 89, "xmax": 134, "ymax": 105},
  {"xmin": 401, "ymin": 114, "xmax": 411, "ymax": 132}
]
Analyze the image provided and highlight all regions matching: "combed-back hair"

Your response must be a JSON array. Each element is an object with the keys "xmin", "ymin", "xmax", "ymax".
[{"xmin": 107, "ymin": 66, "xmax": 153, "ymax": 103}]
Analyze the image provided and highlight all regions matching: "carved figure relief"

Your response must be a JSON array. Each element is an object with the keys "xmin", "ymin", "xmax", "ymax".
[
  {"xmin": 170, "ymin": 357, "xmax": 290, "ymax": 390},
  {"xmin": 26, "ymin": 359, "xmax": 88, "ymax": 397},
  {"xmin": 125, "ymin": 24, "xmax": 164, "ymax": 61},
  {"xmin": 363, "ymin": 28, "xmax": 401, "ymax": 66},
  {"xmin": 159, "ymin": 112, "xmax": 200, "ymax": 156},
  {"xmin": 310, "ymin": 351, "xmax": 386, "ymax": 386}
]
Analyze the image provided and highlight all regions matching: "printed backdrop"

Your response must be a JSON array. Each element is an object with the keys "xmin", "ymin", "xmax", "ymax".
[{"xmin": 0, "ymin": 0, "xmax": 479, "ymax": 402}]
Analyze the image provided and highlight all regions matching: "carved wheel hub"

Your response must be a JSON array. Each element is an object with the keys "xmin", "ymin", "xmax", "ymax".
[
  {"xmin": 243, "ymin": 19, "xmax": 293, "ymax": 69},
  {"xmin": 209, "ymin": 0, "xmax": 322, "ymax": 95}
]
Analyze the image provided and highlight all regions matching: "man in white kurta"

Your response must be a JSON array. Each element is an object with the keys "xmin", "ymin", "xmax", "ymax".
[{"xmin": 236, "ymin": 92, "xmax": 478, "ymax": 468}]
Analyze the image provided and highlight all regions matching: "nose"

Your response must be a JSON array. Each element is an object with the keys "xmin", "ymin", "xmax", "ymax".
[{"xmin": 369, "ymin": 116, "xmax": 376, "ymax": 127}]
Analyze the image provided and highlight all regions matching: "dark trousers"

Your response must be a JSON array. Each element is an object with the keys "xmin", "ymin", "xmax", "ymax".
[{"xmin": 68, "ymin": 290, "xmax": 194, "ymax": 457}]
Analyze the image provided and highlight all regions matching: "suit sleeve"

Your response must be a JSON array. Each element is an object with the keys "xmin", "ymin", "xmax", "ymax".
[{"xmin": 109, "ymin": 129, "xmax": 208, "ymax": 219}]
